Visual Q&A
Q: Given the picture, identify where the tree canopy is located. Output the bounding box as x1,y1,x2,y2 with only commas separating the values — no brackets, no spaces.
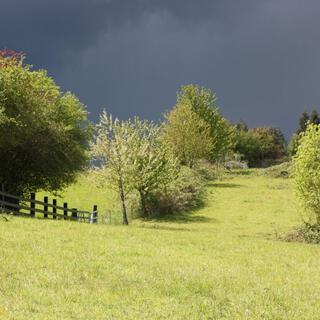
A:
162,103,213,167
0,50,91,194
166,84,234,163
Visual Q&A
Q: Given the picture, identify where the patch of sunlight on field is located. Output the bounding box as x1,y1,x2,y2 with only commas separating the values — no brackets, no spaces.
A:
1,170,320,319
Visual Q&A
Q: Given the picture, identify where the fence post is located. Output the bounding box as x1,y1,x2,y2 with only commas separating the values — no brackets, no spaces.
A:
30,193,35,217
63,202,68,220
72,208,77,220
53,199,57,219
92,205,98,224
44,196,48,218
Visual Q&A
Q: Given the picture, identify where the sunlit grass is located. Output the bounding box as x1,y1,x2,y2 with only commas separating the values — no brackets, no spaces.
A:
1,170,319,319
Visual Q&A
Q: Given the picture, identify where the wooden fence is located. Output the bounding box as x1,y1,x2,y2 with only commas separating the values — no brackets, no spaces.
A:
0,190,98,224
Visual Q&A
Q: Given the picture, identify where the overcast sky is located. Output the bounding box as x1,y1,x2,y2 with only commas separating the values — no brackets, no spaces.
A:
1,0,320,137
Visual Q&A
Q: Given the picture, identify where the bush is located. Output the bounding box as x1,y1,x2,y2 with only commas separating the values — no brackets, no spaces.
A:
132,166,206,217
260,162,292,178
194,160,224,180
293,124,320,224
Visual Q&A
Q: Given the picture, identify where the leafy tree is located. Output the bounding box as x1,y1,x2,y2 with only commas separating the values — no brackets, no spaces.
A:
92,112,135,225
0,50,91,195
177,85,234,161
294,124,320,224
127,118,178,217
92,112,178,223
162,103,212,167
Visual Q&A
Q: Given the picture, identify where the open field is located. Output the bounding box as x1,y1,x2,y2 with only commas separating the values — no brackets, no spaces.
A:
1,171,320,319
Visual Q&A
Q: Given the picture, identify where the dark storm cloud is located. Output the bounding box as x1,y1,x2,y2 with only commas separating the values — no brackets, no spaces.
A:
1,0,320,137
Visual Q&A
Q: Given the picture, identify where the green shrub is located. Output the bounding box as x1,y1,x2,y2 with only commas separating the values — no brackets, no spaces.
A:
234,126,287,167
194,160,223,180
132,166,206,218
260,162,292,178
293,124,320,224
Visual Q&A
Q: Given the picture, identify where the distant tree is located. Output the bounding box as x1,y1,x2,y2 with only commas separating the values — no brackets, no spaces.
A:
234,126,287,167
290,108,320,156
235,120,248,132
297,110,310,134
288,133,300,157
310,108,320,125
162,103,213,167
177,85,235,162
0,50,91,196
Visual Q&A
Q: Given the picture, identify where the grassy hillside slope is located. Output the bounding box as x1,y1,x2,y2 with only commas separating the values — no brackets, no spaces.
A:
1,171,319,319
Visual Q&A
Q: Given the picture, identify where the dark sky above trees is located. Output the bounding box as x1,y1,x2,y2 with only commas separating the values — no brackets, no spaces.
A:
1,0,320,137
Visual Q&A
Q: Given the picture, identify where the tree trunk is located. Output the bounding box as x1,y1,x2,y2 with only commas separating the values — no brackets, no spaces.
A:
139,190,148,217
119,183,128,225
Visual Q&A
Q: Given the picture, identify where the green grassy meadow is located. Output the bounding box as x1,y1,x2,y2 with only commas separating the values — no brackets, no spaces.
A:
1,171,320,319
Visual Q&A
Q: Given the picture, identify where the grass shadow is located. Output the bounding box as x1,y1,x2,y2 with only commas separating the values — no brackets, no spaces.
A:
138,224,192,232
208,182,242,188
225,169,254,176
149,210,216,224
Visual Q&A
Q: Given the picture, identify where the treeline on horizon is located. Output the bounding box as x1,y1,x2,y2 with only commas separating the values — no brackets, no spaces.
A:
0,49,318,224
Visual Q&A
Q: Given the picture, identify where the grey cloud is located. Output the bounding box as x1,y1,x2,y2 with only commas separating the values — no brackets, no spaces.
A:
1,0,320,137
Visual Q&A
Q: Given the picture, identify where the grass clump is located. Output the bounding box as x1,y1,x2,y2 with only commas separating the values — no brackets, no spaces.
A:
285,223,320,244
260,161,292,178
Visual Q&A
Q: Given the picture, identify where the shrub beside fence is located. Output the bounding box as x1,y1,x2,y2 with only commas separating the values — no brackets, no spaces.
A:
0,190,98,224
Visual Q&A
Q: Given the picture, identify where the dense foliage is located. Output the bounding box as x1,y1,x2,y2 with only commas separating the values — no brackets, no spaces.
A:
92,112,179,223
294,124,320,224
176,85,234,162
131,165,207,217
0,50,91,195
162,103,212,167
234,124,287,167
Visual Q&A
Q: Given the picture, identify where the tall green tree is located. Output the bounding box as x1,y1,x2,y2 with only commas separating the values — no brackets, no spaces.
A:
0,50,91,195
162,103,213,167
177,85,234,162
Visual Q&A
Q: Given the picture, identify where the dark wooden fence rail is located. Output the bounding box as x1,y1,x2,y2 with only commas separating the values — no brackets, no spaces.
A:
0,190,98,224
